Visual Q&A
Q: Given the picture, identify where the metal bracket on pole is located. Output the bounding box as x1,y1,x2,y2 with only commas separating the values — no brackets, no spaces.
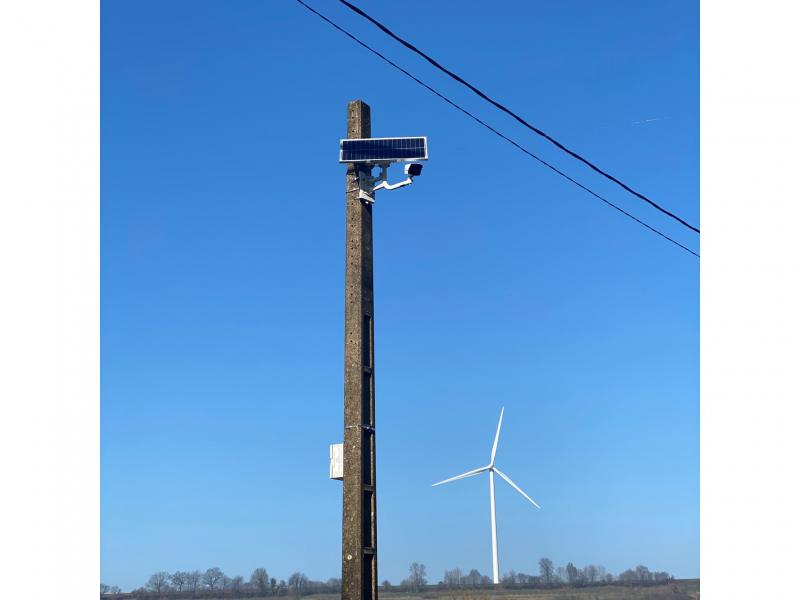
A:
373,177,413,192
345,424,376,432
357,163,414,203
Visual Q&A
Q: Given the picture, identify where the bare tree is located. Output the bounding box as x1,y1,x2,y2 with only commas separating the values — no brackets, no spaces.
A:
604,573,613,584
501,570,517,586
147,571,171,594
466,569,482,587
288,572,308,598
204,567,224,591
443,568,462,588
635,565,652,584
187,570,203,596
381,580,392,591
251,568,270,595
555,566,566,584
270,577,277,595
231,575,245,596
101,583,111,595
408,562,427,592
565,563,579,585
325,578,342,592
517,573,536,585
584,565,598,584
221,575,233,596
653,571,671,583
619,569,637,584
171,571,188,592
596,565,607,582
539,558,554,585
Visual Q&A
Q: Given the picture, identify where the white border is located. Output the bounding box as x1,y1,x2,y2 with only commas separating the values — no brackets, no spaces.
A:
702,1,800,598
0,1,99,597
2,1,800,597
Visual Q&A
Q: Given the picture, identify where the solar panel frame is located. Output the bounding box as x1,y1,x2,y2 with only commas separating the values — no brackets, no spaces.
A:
339,136,428,163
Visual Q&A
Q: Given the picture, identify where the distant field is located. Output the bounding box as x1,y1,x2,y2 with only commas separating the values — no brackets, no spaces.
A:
108,581,700,600
304,582,700,600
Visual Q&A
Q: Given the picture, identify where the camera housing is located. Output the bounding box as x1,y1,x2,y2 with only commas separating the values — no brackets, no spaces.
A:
404,163,423,178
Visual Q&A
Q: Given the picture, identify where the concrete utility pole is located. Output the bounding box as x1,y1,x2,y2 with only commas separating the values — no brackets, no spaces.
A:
341,99,378,600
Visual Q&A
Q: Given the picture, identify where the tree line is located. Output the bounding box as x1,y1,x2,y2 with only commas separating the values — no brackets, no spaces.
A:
101,567,341,599
101,560,674,598
395,560,672,592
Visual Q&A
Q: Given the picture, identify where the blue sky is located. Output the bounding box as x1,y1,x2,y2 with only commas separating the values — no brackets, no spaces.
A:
101,0,698,591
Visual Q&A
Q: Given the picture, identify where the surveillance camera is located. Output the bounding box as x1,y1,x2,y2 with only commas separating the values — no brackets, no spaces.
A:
404,163,423,178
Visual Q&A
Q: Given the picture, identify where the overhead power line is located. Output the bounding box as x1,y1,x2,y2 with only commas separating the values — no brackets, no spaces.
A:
336,0,700,236
293,0,698,258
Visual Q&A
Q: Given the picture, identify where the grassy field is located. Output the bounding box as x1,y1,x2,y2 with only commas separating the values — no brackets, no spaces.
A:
302,582,700,600
109,581,700,600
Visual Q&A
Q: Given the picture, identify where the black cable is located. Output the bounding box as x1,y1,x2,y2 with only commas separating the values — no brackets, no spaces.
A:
293,0,699,259
337,0,700,236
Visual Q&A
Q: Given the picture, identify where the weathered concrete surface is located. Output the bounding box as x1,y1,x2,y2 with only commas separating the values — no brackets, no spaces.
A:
342,99,378,600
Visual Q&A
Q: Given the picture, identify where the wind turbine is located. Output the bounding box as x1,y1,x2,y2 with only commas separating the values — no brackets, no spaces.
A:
432,407,540,584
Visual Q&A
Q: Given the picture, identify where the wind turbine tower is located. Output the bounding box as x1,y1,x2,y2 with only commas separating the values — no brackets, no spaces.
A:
432,407,541,584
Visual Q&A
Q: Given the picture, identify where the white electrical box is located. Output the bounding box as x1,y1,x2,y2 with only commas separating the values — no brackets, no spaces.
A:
329,443,343,480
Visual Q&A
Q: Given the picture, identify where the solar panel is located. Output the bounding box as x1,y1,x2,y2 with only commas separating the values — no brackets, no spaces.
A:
340,136,428,163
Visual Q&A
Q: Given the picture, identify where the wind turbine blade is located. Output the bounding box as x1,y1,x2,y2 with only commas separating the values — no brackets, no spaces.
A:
432,465,490,487
490,407,505,465
494,468,541,509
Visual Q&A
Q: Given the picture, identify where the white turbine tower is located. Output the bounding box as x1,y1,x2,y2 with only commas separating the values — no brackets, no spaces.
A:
432,407,540,584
